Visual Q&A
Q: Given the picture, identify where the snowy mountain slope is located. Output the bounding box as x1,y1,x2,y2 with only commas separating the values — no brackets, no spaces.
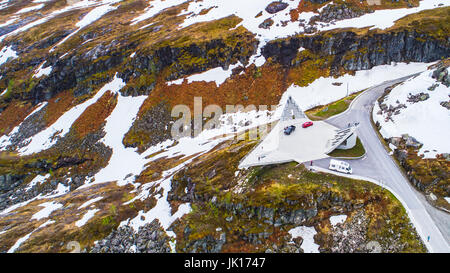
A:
0,0,447,253
374,65,450,159
372,60,450,212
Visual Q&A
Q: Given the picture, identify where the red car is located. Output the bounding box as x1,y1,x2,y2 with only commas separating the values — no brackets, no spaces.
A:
302,121,313,128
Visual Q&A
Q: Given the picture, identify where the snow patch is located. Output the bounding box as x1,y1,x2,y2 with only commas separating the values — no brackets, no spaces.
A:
86,94,148,187
77,2,119,28
0,102,48,150
44,183,71,199
0,199,33,216
0,0,9,10
31,201,63,220
178,0,307,67
0,17,18,28
330,215,347,227
131,0,187,25
373,69,450,158
33,62,52,78
180,0,305,42
389,143,397,151
19,75,126,155
25,174,51,192
8,232,33,253
281,62,432,111
0,46,18,67
7,220,54,253
318,0,449,32
124,173,192,236
15,4,44,14
75,208,100,227
288,226,320,253
78,196,104,209
168,62,242,86
0,0,121,42
51,1,120,51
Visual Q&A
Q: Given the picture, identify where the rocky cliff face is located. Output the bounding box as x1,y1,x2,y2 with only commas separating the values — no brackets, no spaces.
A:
262,30,449,71
310,3,373,24
1,36,258,106
120,37,258,96
90,220,171,253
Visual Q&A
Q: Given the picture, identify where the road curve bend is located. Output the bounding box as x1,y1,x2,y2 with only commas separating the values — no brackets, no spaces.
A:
313,74,450,253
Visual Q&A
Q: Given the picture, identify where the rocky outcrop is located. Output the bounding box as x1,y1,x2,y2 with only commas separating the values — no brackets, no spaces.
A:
120,38,258,96
0,16,39,38
394,149,427,192
181,230,226,253
259,18,274,29
440,101,450,110
323,209,410,253
391,137,447,194
1,34,257,106
377,101,407,122
123,102,172,150
262,30,450,70
327,210,369,252
432,63,450,87
0,126,111,211
305,0,331,4
0,174,26,192
5,104,48,150
89,220,171,253
265,1,289,14
25,30,72,52
28,44,126,104
169,174,364,252
0,176,67,211
310,3,372,24
407,92,429,103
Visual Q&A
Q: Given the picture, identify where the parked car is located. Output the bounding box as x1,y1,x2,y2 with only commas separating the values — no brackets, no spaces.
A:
329,159,352,174
302,121,313,128
284,125,296,135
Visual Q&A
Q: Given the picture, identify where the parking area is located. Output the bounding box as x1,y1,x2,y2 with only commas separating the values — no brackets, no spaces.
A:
239,118,338,168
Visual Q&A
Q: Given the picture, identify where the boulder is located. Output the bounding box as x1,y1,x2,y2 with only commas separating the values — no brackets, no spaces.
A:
265,1,289,14
259,18,274,29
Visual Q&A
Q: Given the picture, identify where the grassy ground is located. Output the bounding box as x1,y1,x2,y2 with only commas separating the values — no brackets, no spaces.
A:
306,91,362,121
170,137,425,253
328,137,366,158
387,6,449,41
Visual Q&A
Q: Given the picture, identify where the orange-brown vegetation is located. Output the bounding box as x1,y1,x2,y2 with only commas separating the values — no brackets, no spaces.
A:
43,90,76,127
138,63,288,117
72,91,118,138
0,101,33,136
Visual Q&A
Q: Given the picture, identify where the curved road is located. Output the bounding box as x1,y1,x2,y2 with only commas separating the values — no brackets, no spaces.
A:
313,75,450,253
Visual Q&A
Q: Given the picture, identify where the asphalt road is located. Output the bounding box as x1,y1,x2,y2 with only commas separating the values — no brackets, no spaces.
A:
313,75,450,253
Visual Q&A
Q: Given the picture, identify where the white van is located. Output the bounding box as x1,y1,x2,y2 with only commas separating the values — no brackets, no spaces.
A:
329,159,352,174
